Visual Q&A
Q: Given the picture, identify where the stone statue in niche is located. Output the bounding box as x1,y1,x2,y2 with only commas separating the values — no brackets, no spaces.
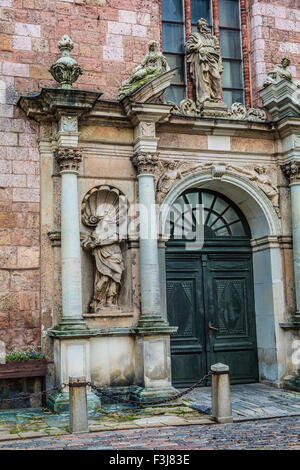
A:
263,57,293,87
118,40,170,100
185,18,223,106
81,186,127,312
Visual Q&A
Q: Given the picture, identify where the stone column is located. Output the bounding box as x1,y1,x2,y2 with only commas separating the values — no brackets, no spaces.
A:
132,153,166,327
282,160,300,323
55,147,87,330
131,153,178,403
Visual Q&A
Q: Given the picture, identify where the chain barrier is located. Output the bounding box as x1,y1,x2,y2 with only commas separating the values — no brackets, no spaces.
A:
0,384,68,405
0,372,212,408
88,371,212,407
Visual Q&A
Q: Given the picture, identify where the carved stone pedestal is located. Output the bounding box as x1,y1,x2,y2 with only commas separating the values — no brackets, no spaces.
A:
134,333,180,405
260,79,300,120
47,334,101,413
201,101,228,118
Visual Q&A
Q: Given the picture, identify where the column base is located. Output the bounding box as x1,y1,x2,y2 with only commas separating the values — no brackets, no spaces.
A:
136,317,178,335
213,416,233,424
292,313,300,323
53,318,89,332
47,390,101,414
282,374,300,392
132,386,182,407
280,314,300,329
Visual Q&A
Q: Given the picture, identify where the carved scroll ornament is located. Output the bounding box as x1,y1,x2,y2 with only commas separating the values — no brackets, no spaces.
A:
155,160,280,217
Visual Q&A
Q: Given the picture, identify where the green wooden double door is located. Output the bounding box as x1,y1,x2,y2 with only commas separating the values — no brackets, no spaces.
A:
166,189,259,387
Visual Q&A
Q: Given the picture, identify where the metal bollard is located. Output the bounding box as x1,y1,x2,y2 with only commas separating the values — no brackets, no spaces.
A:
69,376,89,434
211,363,233,424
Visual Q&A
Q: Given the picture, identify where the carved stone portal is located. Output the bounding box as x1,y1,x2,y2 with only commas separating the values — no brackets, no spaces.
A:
81,186,128,312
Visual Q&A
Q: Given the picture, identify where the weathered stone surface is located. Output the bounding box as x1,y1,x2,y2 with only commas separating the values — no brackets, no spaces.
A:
118,41,169,100
185,18,223,106
81,186,126,312
263,57,294,87
49,35,83,89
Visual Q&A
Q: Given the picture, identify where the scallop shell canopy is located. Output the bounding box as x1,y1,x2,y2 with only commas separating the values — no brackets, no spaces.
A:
81,185,128,229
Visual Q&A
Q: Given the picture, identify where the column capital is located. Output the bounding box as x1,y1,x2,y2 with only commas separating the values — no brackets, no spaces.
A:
55,147,82,173
131,152,159,176
281,160,300,184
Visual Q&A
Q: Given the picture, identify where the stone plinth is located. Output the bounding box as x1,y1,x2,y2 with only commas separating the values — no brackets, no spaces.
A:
201,101,228,118
260,80,300,121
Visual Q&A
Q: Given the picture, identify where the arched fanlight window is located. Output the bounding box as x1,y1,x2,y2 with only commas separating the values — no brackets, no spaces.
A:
169,189,250,239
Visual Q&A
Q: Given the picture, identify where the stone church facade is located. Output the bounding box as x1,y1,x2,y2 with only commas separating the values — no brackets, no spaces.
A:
0,0,300,408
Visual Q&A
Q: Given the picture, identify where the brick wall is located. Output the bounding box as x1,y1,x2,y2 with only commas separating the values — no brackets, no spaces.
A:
249,0,300,105
0,0,160,351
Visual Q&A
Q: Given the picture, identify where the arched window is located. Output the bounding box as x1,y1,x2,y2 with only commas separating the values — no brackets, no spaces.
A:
161,0,246,108
169,189,250,239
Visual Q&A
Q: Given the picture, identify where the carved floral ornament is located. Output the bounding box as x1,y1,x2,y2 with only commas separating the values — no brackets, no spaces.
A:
281,160,300,183
131,153,159,176
155,159,280,217
55,147,82,172
168,99,267,121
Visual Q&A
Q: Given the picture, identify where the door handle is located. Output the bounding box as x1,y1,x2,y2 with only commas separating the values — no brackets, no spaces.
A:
208,321,218,331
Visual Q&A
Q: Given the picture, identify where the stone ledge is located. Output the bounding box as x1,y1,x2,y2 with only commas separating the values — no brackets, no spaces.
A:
83,312,134,318
18,88,103,122
134,325,178,336
280,321,300,329
47,327,136,338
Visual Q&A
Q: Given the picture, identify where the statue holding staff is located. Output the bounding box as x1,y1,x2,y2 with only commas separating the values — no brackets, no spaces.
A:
185,18,223,106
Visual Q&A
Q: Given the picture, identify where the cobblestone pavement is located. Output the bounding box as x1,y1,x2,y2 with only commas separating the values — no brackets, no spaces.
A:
185,383,300,420
0,416,298,450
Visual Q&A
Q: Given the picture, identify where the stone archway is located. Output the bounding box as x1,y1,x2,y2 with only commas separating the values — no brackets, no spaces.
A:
159,168,286,386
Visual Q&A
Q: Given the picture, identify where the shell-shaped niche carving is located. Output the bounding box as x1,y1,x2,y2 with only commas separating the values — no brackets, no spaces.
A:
81,185,128,312
81,185,128,232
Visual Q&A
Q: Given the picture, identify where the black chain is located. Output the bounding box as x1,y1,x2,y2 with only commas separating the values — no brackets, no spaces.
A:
88,371,212,407
0,384,68,405
0,372,212,408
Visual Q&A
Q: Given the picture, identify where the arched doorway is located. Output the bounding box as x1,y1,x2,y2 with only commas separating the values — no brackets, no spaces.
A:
166,188,259,387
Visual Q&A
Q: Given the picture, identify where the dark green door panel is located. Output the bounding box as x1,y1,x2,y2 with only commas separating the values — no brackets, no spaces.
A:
166,252,258,386
204,254,259,383
166,258,206,387
166,189,259,387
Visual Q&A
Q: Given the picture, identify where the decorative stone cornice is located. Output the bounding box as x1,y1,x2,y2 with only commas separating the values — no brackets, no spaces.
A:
18,88,102,123
55,147,82,172
131,153,159,176
168,99,267,121
281,160,300,183
260,79,300,121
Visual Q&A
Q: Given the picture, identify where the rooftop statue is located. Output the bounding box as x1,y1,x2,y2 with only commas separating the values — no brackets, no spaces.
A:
118,40,170,100
185,18,223,106
263,57,293,87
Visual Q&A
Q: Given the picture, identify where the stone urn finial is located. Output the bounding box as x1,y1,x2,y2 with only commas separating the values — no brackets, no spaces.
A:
49,35,83,89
